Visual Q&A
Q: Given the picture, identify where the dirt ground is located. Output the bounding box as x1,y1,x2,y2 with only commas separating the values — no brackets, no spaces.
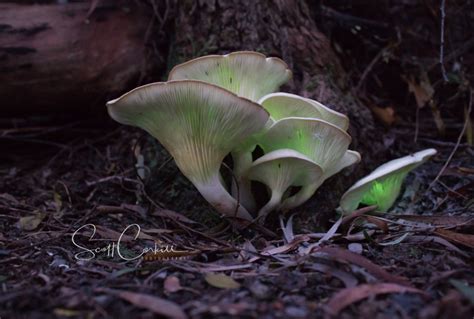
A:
0,109,473,319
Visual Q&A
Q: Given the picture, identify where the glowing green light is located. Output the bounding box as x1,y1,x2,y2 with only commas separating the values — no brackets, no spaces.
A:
360,173,406,212
339,149,437,213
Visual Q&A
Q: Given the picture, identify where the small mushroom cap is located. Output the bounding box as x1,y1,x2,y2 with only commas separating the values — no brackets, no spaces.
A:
304,98,349,131
258,93,349,131
339,148,437,213
258,117,352,172
168,51,292,102
325,150,361,179
258,93,323,121
246,149,324,193
107,80,269,183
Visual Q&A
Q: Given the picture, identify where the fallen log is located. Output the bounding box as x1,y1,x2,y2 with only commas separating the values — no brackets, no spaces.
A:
0,2,151,115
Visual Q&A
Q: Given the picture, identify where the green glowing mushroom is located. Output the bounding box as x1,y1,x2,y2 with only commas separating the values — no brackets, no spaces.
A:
245,149,323,223
168,51,292,102
169,51,292,212
258,117,352,170
339,148,437,213
258,117,357,210
258,93,349,130
107,80,270,220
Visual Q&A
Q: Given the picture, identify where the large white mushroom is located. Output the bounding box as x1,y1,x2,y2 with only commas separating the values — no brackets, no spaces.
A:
168,51,292,213
107,80,269,220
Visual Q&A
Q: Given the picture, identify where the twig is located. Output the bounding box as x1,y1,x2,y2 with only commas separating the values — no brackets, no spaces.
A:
356,46,388,92
427,88,472,191
320,5,390,29
430,37,474,70
85,175,140,187
417,137,471,148
439,0,449,82
355,33,400,92
414,104,420,142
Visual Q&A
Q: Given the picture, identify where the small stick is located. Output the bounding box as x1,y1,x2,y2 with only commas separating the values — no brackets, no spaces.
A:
439,0,449,82
427,88,472,191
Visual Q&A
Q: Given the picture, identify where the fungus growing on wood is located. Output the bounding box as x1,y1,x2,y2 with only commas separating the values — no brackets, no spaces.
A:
168,51,292,102
339,149,437,213
245,149,323,223
107,80,269,220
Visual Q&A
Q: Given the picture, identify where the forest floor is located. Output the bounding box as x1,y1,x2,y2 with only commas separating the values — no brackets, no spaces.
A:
0,113,473,319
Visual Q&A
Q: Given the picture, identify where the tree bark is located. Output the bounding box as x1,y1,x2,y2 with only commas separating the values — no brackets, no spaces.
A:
0,2,151,115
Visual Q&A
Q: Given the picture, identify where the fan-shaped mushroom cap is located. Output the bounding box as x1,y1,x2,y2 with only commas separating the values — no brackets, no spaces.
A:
339,148,437,213
246,149,323,222
326,150,361,178
305,98,349,131
168,51,292,102
107,80,269,220
258,93,349,131
258,93,323,121
258,117,352,172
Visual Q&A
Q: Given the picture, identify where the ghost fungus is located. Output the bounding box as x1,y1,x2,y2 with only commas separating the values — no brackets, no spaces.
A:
168,51,291,213
245,149,323,223
304,98,349,131
339,148,437,213
258,93,324,122
259,117,351,173
258,117,358,211
279,149,361,211
258,93,349,130
168,51,292,102
107,80,269,220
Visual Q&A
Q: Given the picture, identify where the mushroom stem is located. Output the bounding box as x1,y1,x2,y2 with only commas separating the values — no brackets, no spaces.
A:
231,150,257,213
279,182,321,212
257,191,283,225
194,174,253,220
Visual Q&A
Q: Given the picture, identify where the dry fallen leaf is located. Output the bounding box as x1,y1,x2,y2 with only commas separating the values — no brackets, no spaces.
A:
348,243,363,255
404,73,434,108
205,273,241,289
435,228,474,249
369,105,396,126
164,276,182,294
316,246,411,286
53,309,81,317
96,288,187,319
152,209,198,224
325,283,427,316
430,103,446,136
17,213,46,231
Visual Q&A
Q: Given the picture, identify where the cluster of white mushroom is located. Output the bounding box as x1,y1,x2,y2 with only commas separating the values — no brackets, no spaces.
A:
107,51,436,224
107,51,360,224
